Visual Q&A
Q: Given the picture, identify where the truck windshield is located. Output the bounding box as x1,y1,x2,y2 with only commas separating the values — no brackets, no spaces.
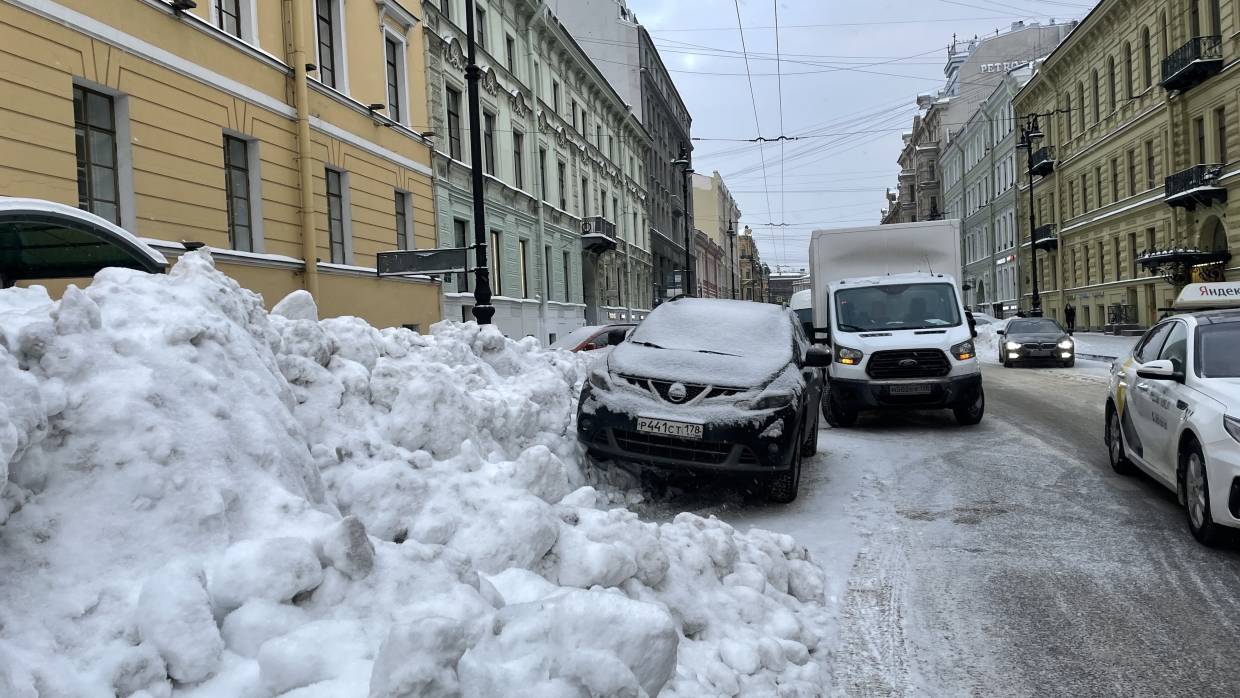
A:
1197,323,1240,378
834,283,961,331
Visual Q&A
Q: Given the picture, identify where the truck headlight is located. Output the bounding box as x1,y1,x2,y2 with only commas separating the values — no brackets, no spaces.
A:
1058,339,1074,350
1005,341,1022,351
836,346,863,365
950,339,975,360
1225,415,1240,444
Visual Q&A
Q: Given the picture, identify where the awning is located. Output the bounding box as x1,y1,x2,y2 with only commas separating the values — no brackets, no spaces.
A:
0,198,167,286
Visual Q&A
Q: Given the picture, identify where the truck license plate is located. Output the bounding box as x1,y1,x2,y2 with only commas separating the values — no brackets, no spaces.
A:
636,417,704,439
889,384,932,395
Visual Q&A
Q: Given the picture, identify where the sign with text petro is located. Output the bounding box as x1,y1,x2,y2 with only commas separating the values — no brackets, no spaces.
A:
377,248,469,277
979,60,1030,73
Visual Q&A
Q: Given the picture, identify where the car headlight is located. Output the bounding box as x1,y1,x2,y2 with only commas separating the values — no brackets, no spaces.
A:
1058,339,1074,350
950,339,975,360
1005,341,1022,351
742,391,794,411
587,368,612,392
836,346,863,365
1225,415,1240,444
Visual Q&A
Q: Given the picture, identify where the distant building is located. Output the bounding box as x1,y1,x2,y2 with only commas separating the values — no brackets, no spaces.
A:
692,171,741,298
737,228,769,302
767,270,806,307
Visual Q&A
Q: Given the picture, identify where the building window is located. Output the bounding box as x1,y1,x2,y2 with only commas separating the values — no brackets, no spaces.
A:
1079,174,1088,214
519,239,529,298
489,229,502,295
512,130,525,190
1217,106,1228,163
1209,0,1221,36
1127,148,1137,194
475,5,487,51
538,147,547,199
1077,82,1085,133
385,35,405,123
562,250,571,301
505,35,516,73
1107,56,1116,112
1160,11,1168,58
1114,238,1122,281
440,0,450,20
552,81,561,112
483,112,496,174
73,85,121,225
1095,166,1103,207
215,0,242,38
223,135,254,251
453,218,469,291
446,86,463,160
1123,42,1133,100
1064,92,1073,138
543,244,552,299
1145,139,1156,188
1129,232,1138,278
581,177,589,216
1110,157,1120,202
394,190,410,250
571,101,578,131
315,0,342,89
1091,70,1100,123
325,168,347,264
557,161,567,209
1141,27,1152,89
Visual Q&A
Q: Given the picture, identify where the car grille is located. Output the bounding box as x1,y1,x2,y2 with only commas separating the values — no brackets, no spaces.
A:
619,375,742,403
866,349,951,379
1034,342,1059,350
612,429,734,465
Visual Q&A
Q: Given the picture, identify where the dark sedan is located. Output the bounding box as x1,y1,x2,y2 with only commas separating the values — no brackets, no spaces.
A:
576,297,830,502
997,318,1075,367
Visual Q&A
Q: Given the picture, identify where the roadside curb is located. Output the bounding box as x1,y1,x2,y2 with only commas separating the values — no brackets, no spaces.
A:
1077,353,1117,363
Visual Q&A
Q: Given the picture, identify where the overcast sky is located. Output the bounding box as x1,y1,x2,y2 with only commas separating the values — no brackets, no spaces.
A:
611,0,1097,272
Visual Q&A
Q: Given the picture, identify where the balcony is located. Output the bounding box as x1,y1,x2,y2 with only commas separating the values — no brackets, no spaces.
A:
1033,224,1057,251
1029,146,1055,177
1161,36,1223,92
581,217,617,253
1164,164,1227,209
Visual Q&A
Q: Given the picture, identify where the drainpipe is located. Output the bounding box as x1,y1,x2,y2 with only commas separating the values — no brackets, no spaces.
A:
621,152,632,320
525,2,548,339
288,0,320,298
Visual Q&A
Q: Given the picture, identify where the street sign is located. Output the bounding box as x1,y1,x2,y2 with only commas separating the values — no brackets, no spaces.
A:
377,248,468,276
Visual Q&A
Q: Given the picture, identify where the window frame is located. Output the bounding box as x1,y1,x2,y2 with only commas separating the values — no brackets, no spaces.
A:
482,110,496,175
383,29,409,125
445,85,463,160
222,132,265,253
73,84,122,226
394,189,412,250
324,167,352,265
512,128,525,190
313,0,348,92
489,228,503,296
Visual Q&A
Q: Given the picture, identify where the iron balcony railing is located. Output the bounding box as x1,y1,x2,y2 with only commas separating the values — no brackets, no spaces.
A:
1164,164,1227,209
1032,224,1058,251
1161,35,1223,91
1030,146,1056,177
582,216,617,238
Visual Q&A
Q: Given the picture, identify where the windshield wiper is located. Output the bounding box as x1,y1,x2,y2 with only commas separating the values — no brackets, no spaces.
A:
632,340,666,349
695,349,741,357
837,323,867,332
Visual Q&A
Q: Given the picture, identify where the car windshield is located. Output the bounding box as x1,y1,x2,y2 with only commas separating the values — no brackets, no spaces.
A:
1007,319,1064,334
1197,324,1240,377
834,283,961,331
629,298,791,357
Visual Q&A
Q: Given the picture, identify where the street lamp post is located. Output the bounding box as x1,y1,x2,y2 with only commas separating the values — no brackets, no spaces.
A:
672,148,694,297
1016,115,1044,318
464,0,494,324
727,220,738,299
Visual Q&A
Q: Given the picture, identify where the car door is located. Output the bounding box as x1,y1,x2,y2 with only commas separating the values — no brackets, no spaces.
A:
1122,321,1174,464
1141,320,1190,481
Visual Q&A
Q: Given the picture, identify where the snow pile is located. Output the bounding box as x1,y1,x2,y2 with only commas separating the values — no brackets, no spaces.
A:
0,252,830,697
975,323,1002,365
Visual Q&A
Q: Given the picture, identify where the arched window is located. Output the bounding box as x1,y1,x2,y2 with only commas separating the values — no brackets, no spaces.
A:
1141,27,1152,88
1077,82,1086,132
1091,69,1100,122
1064,91,1073,138
1107,56,1117,111
1123,42,1133,99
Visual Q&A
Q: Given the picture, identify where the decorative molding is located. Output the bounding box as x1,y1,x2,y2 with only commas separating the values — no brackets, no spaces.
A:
480,66,499,96
445,37,466,70
509,89,530,118
375,0,420,33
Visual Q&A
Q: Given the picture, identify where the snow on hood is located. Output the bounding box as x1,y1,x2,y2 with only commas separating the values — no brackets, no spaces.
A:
613,298,793,387
0,252,830,696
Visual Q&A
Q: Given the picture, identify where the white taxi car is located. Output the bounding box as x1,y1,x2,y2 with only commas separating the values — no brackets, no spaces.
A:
1105,282,1240,545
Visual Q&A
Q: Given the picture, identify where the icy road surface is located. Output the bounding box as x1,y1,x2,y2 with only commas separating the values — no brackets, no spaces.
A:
641,362,1240,696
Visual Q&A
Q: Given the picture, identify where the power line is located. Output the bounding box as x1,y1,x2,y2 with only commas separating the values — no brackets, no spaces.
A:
773,0,787,263
644,16,1020,32
731,0,773,236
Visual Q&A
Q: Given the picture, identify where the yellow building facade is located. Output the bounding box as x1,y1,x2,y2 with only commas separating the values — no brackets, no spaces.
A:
1,0,442,329
1015,0,1239,330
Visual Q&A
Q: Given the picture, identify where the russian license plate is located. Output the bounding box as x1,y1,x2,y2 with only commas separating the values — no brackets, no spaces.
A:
636,417,704,439
888,383,933,395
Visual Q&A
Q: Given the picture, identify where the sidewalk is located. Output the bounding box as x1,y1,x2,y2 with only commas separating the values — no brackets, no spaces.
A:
1071,332,1139,360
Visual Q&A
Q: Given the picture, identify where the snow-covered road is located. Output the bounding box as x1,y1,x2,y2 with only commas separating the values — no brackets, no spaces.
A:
642,362,1240,696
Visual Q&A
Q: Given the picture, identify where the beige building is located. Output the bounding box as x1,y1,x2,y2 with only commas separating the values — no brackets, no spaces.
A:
691,170,740,298
1014,0,1238,330
737,227,769,302
0,0,440,329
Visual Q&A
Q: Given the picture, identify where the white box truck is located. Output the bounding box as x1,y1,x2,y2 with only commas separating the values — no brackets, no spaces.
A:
808,220,983,427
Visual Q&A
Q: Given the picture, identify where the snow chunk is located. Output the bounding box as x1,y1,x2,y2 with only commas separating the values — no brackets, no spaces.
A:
257,619,370,695
272,289,319,321
209,537,324,613
368,617,468,698
317,515,375,580
478,568,562,607
220,599,309,658
135,561,224,684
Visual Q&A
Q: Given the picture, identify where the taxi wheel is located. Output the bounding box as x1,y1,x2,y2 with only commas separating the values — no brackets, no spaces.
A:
1183,440,1223,546
768,432,803,503
1106,405,1136,475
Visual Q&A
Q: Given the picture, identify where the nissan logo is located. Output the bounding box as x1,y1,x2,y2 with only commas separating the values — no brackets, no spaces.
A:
667,382,688,402
899,359,919,368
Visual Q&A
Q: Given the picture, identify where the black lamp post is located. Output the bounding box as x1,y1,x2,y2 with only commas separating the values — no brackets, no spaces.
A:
464,0,494,324
727,220,737,299
672,147,694,297
1016,115,1044,318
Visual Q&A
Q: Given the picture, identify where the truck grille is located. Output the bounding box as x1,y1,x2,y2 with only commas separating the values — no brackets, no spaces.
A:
866,349,950,379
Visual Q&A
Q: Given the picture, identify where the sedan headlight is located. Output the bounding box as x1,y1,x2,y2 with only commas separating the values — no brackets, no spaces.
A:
836,346,863,365
1058,339,1074,350
1225,415,1240,444
1005,341,1022,351
743,391,794,411
950,339,975,360
587,368,612,392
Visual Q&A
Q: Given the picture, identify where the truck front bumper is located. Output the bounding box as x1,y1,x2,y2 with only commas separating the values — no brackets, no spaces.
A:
830,373,982,411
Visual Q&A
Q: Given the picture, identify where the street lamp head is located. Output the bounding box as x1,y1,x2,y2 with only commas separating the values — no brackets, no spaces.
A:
1025,115,1044,141
671,158,690,168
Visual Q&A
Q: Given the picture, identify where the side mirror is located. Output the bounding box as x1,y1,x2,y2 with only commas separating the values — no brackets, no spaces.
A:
996,328,1005,336
1136,359,1183,382
606,328,628,346
804,346,832,367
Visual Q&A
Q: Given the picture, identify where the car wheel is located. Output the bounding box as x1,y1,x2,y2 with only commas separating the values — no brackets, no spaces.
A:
801,407,820,457
952,386,984,426
822,382,858,428
1106,404,1136,476
1183,440,1223,546
768,432,802,503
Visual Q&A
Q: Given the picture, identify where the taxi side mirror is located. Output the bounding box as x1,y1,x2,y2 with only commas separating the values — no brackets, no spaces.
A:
1137,359,1184,382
